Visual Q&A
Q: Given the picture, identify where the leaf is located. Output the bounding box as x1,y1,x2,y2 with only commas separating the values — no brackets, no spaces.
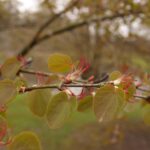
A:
0,80,17,105
70,96,77,112
0,116,7,140
78,96,93,112
8,131,42,150
1,57,21,79
142,105,150,126
109,71,122,81
46,92,72,129
93,85,125,122
126,84,136,100
28,89,51,117
48,53,73,73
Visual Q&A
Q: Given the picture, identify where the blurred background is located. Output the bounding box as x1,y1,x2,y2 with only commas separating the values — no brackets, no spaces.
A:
0,0,150,149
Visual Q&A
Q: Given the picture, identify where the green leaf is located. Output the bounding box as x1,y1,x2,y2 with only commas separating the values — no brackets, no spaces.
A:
70,96,77,112
46,92,72,129
48,53,73,73
109,71,122,81
1,57,21,79
142,105,150,126
27,89,51,117
8,131,42,150
0,79,17,105
78,96,93,112
93,85,125,122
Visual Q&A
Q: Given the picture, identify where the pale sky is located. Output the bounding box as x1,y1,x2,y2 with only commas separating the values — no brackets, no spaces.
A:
17,0,69,12
17,0,41,12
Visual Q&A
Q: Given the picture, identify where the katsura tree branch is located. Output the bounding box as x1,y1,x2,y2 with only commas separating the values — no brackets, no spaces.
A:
18,82,150,102
19,68,150,92
18,0,80,57
19,82,106,93
19,68,109,83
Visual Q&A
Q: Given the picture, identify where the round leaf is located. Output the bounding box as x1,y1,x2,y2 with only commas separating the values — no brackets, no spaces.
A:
93,85,125,122
70,96,77,112
109,71,122,81
78,96,93,112
8,131,42,150
46,92,72,129
0,80,17,105
1,57,21,79
28,89,51,117
48,53,73,73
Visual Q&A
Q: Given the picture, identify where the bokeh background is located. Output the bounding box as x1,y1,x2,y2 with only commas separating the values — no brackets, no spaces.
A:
0,0,150,149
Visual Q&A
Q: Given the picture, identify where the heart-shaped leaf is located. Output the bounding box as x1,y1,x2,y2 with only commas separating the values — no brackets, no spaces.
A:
8,131,42,150
28,89,51,117
78,96,93,112
1,57,21,79
70,96,77,112
46,92,72,129
109,71,122,81
48,53,73,73
93,85,125,122
0,80,17,105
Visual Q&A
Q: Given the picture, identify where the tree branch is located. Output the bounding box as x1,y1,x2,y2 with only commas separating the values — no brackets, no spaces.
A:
18,0,79,57
18,10,143,56
137,87,150,93
18,69,150,102
134,95,149,100
19,82,105,93
38,10,142,43
18,81,150,103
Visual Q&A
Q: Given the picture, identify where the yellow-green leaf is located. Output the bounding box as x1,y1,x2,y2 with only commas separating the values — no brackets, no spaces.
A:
48,53,73,73
0,79,17,105
142,105,150,126
8,131,42,150
93,85,125,122
109,71,122,81
28,89,51,117
1,57,21,79
70,96,77,112
46,92,72,129
78,96,93,112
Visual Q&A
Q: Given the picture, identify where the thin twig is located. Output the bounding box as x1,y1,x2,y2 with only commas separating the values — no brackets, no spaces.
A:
19,82,105,93
137,87,150,93
19,82,150,102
